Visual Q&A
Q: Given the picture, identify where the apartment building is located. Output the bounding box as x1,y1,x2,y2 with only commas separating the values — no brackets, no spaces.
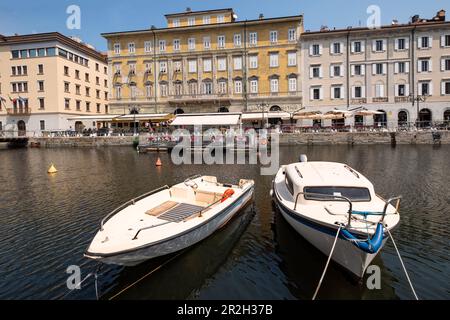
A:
0,32,109,134
102,8,303,116
301,10,450,128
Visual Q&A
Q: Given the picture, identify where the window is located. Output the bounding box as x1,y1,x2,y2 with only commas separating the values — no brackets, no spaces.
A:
39,98,45,109
189,82,197,95
203,59,212,72
288,28,296,41
218,81,227,94
104,79,108,87
37,48,45,57
65,99,70,110
217,57,227,71
419,36,431,48
395,62,409,74
114,43,120,55
397,84,406,97
203,82,212,95
288,52,297,66
85,73,90,82
234,80,242,94
130,85,137,99
95,63,99,72
22,66,27,75
104,66,107,74
173,39,180,51
312,87,321,100
40,120,45,131
249,32,257,45
172,18,180,27
38,81,44,91
159,40,166,52
145,84,152,97
374,63,385,75
419,82,431,96
203,15,210,24
20,49,28,58
86,87,90,96
29,49,37,57
311,44,321,56
249,55,258,69
217,15,225,23
250,79,258,93
38,64,44,74
144,41,152,53
332,65,342,77
76,85,80,95
332,42,342,54
419,59,431,72
311,65,322,78
444,35,450,47
75,70,80,79
270,79,279,93
269,53,279,67
270,31,278,43
332,86,342,99
188,60,197,73
96,89,100,99
443,58,450,71
304,187,371,202
234,34,242,47
352,64,364,76
188,17,195,26
96,76,100,85
173,61,182,73
64,82,70,93
188,38,196,50
218,35,225,48
64,66,69,76
115,86,121,99
203,37,211,49
354,86,363,98
12,50,19,59
353,41,362,53
375,84,385,97
233,56,242,70
159,61,167,73
397,38,406,50
86,102,90,112
374,40,384,52
443,81,450,95
174,82,182,96
76,100,81,110
11,66,16,76
288,78,297,92
160,84,168,97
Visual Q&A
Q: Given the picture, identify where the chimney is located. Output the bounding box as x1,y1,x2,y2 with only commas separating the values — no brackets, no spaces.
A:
259,13,264,20
392,19,399,25
436,9,446,21
411,15,420,23
186,7,192,12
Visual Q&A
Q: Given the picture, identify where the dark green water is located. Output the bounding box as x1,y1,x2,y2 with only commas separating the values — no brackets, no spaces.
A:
0,145,448,300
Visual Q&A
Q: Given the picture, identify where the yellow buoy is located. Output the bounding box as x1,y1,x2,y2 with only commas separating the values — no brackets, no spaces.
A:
47,163,58,174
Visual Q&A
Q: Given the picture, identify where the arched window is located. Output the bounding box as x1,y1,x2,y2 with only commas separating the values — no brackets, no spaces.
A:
398,110,408,127
174,108,184,115
218,107,229,113
418,108,432,128
269,105,282,125
443,109,450,121
374,110,387,127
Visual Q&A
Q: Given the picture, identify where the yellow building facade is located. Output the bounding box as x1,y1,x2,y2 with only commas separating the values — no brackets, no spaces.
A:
102,8,303,116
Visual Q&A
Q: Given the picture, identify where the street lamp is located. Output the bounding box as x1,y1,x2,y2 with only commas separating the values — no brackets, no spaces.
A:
257,102,269,129
129,105,140,135
409,94,428,128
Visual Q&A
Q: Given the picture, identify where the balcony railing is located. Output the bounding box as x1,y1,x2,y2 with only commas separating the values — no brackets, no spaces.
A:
351,98,367,104
372,97,389,103
6,108,31,115
395,96,410,103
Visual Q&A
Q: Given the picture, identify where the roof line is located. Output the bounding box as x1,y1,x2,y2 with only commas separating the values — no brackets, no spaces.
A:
164,8,234,18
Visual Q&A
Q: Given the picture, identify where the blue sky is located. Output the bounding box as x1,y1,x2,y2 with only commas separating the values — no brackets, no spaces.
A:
1,0,449,51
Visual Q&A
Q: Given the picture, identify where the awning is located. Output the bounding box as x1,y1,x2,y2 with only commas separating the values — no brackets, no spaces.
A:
292,111,322,120
170,113,241,126
354,109,385,116
67,115,119,121
241,112,291,121
115,113,173,121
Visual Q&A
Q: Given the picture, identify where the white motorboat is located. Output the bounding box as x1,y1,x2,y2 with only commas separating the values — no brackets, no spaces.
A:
85,175,254,266
271,155,401,278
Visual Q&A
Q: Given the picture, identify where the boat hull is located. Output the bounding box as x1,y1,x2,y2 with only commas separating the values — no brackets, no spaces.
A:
275,199,387,278
86,186,254,266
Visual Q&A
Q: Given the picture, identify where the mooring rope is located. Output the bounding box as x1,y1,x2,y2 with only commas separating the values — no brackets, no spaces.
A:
312,226,341,300
107,250,186,300
386,228,419,300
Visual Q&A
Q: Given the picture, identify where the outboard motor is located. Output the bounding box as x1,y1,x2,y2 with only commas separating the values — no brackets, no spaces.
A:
299,154,308,163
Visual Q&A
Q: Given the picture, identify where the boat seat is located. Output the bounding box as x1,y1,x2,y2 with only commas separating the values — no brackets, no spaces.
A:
170,186,195,201
195,190,222,205
146,201,179,217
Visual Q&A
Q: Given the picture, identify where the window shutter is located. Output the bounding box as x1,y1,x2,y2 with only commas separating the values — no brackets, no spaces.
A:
372,40,377,52
351,42,355,53
394,39,399,51
418,37,422,49
441,35,445,47
351,86,355,98
341,86,345,99
428,36,433,48
331,86,335,99
429,82,433,95
309,45,313,56
442,81,446,95
319,66,323,78
319,87,323,100
361,64,366,75
405,38,410,50
351,65,355,76
395,84,399,97
340,42,345,53
340,65,344,77
418,60,422,73
319,44,323,55
361,41,365,52
383,39,387,51
394,63,399,74
383,63,387,75
372,64,376,75
405,84,410,96
309,67,313,79
362,86,366,98
310,88,314,101
418,83,423,96
429,59,433,72
380,84,385,97
330,65,334,78
442,58,446,71
330,43,334,54
405,62,410,73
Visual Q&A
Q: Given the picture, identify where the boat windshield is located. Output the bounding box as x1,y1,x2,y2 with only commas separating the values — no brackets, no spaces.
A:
303,186,371,202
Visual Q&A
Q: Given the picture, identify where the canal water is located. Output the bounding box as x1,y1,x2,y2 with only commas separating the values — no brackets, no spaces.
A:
0,145,449,300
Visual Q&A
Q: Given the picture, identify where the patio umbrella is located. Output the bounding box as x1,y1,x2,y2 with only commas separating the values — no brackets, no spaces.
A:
292,111,322,120
354,109,385,116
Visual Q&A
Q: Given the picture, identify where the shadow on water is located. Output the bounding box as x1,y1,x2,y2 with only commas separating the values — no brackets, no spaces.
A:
100,203,256,300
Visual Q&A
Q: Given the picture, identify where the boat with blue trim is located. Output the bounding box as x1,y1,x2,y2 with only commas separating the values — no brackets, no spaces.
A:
271,155,401,278
85,175,254,266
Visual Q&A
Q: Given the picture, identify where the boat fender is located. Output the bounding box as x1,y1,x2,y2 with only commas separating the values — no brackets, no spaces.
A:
221,189,235,202
340,223,384,254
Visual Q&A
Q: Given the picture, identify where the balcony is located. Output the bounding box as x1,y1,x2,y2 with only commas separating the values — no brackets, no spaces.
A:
372,97,388,103
6,108,31,115
395,96,410,103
